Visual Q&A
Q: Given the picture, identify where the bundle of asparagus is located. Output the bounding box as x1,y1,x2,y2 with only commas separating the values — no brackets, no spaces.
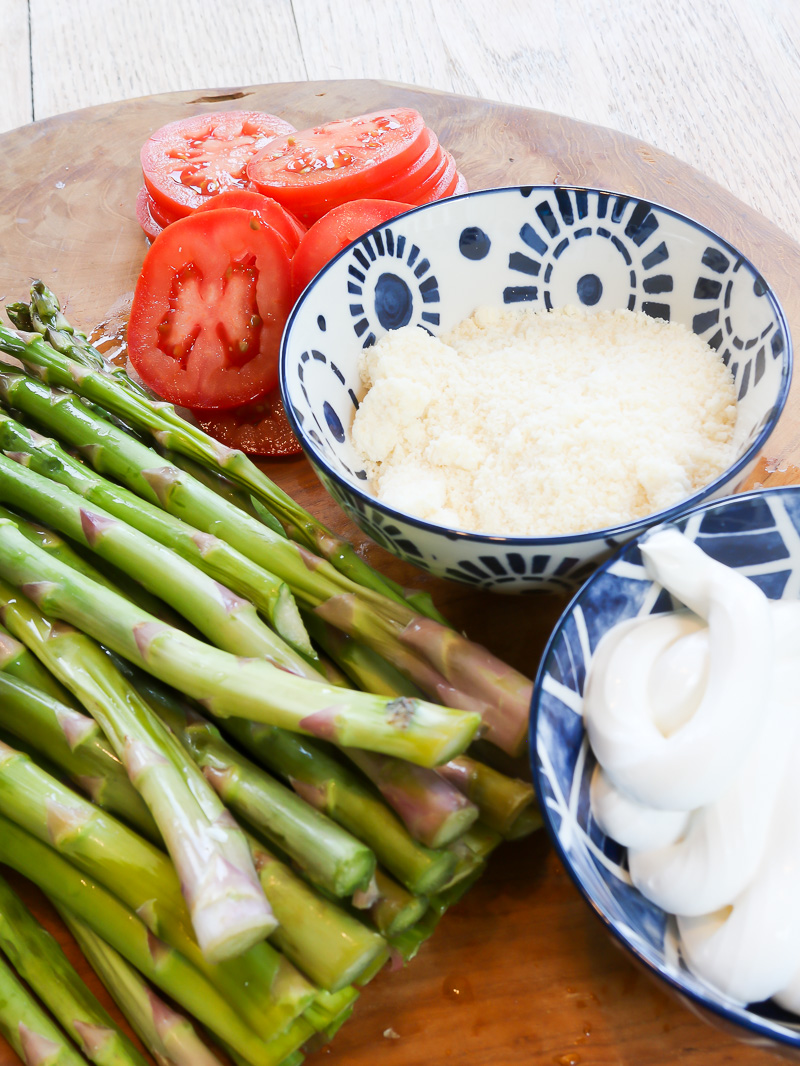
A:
0,283,540,1066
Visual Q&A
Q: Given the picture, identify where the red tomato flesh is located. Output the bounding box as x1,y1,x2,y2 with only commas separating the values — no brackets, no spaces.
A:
128,208,293,411
454,172,469,195
191,389,302,457
142,111,296,218
193,190,306,250
246,109,427,223
291,199,416,300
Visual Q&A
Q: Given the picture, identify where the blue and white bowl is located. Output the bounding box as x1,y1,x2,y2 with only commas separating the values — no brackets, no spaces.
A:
531,485,800,1055
280,186,792,593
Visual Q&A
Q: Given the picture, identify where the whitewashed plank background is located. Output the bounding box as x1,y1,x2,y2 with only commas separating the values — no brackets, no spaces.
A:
1,0,799,245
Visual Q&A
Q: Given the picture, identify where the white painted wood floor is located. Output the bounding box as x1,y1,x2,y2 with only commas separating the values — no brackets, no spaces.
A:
1,0,799,244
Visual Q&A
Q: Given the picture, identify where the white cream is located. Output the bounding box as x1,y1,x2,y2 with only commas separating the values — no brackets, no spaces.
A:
584,536,772,810
584,527,800,1008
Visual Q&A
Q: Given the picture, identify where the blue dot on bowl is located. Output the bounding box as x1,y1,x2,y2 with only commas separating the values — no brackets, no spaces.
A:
317,315,327,331
374,273,413,329
323,401,345,443
577,273,603,305
459,226,491,260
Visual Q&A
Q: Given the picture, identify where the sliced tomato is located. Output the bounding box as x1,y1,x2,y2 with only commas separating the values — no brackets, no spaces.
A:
128,208,293,411
246,109,427,223
141,111,296,218
135,186,163,241
191,389,301,457
453,172,469,195
410,151,458,204
291,199,416,299
193,190,306,250
147,191,183,229
369,129,443,202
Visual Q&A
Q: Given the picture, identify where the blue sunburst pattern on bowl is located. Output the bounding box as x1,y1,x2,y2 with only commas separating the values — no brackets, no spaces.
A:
281,186,792,593
531,486,800,1055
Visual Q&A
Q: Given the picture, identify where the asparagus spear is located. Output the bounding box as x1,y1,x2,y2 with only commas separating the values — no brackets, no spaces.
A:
303,613,537,840
0,418,315,669
353,869,427,938
0,814,295,1066
248,838,387,992
0,670,157,842
0,567,276,964
56,907,227,1066
0,362,531,755
0,522,480,766
504,804,544,840
0,874,148,1066
0,648,393,993
0,949,85,1066
222,720,457,895
0,619,78,705
437,755,537,837
1,503,181,626
342,748,479,848
0,735,314,1043
118,664,377,898
0,450,312,672
12,280,444,622
0,434,490,841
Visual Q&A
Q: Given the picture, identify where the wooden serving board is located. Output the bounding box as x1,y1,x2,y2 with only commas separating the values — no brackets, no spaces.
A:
0,80,797,1066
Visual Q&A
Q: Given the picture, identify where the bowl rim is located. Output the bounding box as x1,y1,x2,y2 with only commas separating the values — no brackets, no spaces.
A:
528,482,800,1049
279,183,794,547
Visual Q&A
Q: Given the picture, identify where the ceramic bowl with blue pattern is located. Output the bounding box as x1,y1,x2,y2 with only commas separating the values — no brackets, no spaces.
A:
280,186,792,593
531,484,800,1056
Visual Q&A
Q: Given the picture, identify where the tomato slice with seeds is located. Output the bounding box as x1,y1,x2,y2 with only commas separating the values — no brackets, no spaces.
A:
291,199,416,300
190,389,302,457
246,109,427,223
128,208,293,411
453,172,469,196
193,189,306,250
141,111,296,218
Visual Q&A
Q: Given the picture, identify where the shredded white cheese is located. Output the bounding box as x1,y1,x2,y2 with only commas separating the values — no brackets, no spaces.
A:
351,305,737,536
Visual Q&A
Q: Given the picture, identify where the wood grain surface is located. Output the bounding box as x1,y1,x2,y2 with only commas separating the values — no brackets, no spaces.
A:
0,79,797,1066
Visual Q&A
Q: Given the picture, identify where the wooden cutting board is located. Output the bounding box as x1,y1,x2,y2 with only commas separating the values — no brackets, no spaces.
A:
0,79,797,1066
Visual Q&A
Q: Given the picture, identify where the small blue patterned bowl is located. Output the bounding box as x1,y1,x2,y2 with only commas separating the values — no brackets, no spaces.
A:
531,485,800,1056
280,186,792,593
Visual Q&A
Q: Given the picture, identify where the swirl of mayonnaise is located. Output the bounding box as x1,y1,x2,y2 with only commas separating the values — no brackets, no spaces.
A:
584,529,773,810
584,528,800,1007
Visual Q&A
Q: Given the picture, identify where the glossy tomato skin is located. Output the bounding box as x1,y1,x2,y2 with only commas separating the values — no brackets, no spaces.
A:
193,190,306,250
191,388,302,457
141,111,296,218
290,199,415,300
128,208,293,411
246,109,427,223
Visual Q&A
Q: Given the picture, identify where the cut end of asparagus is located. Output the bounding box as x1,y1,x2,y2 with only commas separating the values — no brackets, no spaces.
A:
190,856,277,962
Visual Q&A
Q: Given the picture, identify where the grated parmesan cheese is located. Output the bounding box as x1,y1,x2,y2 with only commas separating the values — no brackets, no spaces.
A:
351,304,737,536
